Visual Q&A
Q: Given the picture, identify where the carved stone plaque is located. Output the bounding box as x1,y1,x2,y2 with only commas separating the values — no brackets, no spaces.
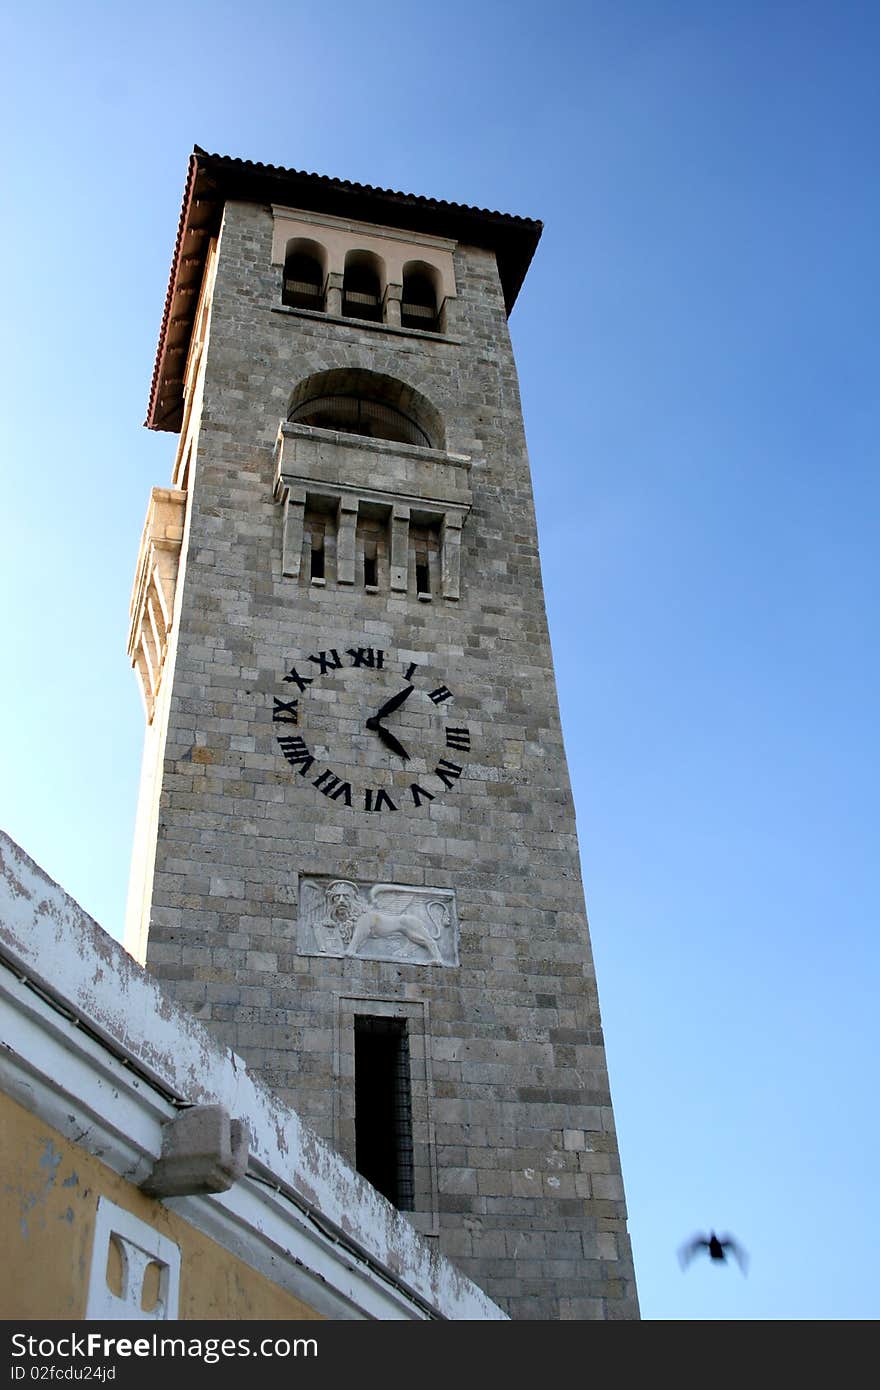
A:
298,877,459,967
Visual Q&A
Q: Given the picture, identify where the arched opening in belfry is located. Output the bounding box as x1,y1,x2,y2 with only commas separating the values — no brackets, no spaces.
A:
342,250,384,323
401,261,441,331
287,368,444,450
281,238,326,310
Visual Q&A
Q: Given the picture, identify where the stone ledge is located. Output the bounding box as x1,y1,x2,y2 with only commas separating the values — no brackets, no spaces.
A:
270,304,462,345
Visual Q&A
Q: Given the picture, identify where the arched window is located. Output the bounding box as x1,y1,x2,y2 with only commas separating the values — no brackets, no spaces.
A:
401,261,441,331
343,251,384,323
282,238,326,311
288,369,444,451
291,395,430,448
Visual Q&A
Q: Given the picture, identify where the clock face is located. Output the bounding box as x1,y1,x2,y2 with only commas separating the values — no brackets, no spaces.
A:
271,642,472,814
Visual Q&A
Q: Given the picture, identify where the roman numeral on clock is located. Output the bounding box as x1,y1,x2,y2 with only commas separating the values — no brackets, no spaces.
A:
277,736,315,775
283,665,312,692
445,727,470,752
435,758,463,790
272,697,299,724
410,783,435,807
347,647,384,669
308,649,342,675
428,685,453,705
313,769,353,806
364,788,397,812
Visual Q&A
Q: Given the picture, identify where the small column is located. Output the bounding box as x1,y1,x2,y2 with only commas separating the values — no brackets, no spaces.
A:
325,271,344,317
140,625,158,705
133,649,152,721
390,505,410,592
150,559,172,632
440,511,465,600
336,495,358,585
280,483,306,579
145,590,166,671
384,282,402,328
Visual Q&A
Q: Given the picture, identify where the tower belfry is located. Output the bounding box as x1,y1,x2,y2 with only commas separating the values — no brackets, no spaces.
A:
126,147,639,1320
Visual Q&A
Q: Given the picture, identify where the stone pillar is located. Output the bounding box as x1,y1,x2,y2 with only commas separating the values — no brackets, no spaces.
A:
440,511,464,600
384,282,402,328
336,495,358,585
325,271,344,317
390,504,410,591
280,483,306,579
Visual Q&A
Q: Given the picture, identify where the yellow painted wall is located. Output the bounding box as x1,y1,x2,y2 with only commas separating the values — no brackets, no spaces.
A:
0,1095,323,1320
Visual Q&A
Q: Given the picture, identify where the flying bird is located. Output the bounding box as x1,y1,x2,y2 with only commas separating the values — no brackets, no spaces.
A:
678,1231,748,1274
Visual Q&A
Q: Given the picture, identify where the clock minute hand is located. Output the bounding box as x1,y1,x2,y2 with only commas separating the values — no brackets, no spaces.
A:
372,684,414,722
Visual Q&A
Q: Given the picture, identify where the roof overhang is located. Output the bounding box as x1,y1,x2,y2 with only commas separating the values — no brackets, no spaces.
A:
147,147,543,432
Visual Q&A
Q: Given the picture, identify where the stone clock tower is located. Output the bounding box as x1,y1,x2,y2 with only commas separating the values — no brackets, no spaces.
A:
125,146,639,1320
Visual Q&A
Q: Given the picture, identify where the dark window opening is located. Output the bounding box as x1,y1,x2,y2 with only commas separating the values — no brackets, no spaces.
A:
290,395,431,449
354,1016,414,1210
343,259,383,322
410,521,440,599
363,542,378,588
401,269,439,332
310,534,325,580
288,369,444,452
283,251,325,311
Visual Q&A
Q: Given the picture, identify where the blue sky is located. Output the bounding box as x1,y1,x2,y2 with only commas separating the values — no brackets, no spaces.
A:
2,1,878,1320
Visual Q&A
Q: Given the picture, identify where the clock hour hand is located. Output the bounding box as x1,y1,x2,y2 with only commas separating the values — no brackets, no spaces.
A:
371,722,410,761
371,684,414,722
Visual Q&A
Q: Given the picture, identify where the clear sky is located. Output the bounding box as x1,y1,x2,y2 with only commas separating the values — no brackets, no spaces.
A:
2,1,877,1320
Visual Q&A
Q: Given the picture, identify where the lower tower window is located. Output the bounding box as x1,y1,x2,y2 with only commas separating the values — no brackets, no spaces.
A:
363,541,378,589
410,520,439,600
303,510,332,585
309,530,325,581
415,550,431,598
354,1016,414,1210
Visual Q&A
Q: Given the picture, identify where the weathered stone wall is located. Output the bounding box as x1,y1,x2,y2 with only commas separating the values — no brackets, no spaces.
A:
140,198,639,1319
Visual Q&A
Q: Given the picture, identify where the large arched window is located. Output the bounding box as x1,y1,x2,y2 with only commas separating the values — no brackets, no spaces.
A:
401,261,441,331
288,369,444,451
342,251,384,323
291,395,429,447
282,238,326,311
